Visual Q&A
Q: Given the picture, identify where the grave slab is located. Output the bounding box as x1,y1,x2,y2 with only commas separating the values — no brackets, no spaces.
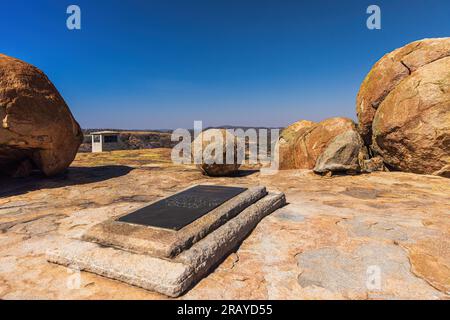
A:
83,185,267,258
117,185,248,230
47,192,286,297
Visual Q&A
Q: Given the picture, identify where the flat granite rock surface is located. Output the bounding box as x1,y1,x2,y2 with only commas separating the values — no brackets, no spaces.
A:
0,149,449,299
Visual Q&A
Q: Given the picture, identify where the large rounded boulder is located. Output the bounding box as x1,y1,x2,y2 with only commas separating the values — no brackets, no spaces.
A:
357,38,450,176
191,128,241,176
372,57,450,175
0,54,83,177
357,38,450,145
279,117,358,170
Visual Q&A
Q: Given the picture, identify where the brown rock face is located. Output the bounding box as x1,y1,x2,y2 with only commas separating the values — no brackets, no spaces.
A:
2,150,449,299
360,156,387,173
279,117,356,170
191,129,240,176
372,57,450,175
0,54,83,176
313,130,366,174
357,38,450,145
278,120,316,169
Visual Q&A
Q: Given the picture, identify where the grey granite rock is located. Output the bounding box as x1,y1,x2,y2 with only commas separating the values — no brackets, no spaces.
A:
314,130,365,174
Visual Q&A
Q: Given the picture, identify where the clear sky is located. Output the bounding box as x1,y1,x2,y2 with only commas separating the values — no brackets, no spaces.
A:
2,0,450,129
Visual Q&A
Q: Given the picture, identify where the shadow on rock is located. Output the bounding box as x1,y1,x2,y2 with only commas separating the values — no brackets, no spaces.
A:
233,169,260,177
0,165,134,198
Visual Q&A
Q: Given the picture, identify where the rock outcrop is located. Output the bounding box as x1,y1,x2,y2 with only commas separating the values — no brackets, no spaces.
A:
279,117,358,170
191,129,240,176
278,120,315,169
313,130,367,174
0,54,83,177
357,38,450,176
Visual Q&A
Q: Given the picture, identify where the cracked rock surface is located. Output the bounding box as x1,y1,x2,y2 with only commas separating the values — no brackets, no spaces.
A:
278,117,358,170
356,38,450,176
0,149,448,299
0,54,82,177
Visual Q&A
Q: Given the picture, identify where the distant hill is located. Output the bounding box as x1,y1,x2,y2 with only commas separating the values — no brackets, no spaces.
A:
205,125,284,131
80,126,284,153
82,128,172,134
82,126,284,134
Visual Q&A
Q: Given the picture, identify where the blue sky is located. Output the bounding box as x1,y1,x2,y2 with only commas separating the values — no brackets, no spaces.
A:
1,0,450,129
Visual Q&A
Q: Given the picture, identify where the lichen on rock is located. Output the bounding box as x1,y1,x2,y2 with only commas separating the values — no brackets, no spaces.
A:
356,38,450,176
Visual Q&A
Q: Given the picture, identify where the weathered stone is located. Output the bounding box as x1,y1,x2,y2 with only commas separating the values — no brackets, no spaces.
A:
47,239,192,297
191,129,240,176
357,38,450,144
82,186,267,258
313,130,365,174
404,239,450,294
279,117,357,170
372,57,450,175
0,54,83,176
277,120,315,169
47,192,286,297
10,159,34,178
340,187,382,200
433,164,450,178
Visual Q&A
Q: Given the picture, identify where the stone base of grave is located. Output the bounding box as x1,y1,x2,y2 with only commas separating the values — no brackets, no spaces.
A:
82,186,268,258
47,188,285,297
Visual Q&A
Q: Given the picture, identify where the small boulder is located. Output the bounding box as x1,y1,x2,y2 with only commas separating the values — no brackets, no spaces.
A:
191,129,241,176
313,130,366,174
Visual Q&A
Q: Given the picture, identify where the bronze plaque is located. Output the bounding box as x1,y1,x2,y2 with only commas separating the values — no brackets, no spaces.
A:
117,185,247,230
